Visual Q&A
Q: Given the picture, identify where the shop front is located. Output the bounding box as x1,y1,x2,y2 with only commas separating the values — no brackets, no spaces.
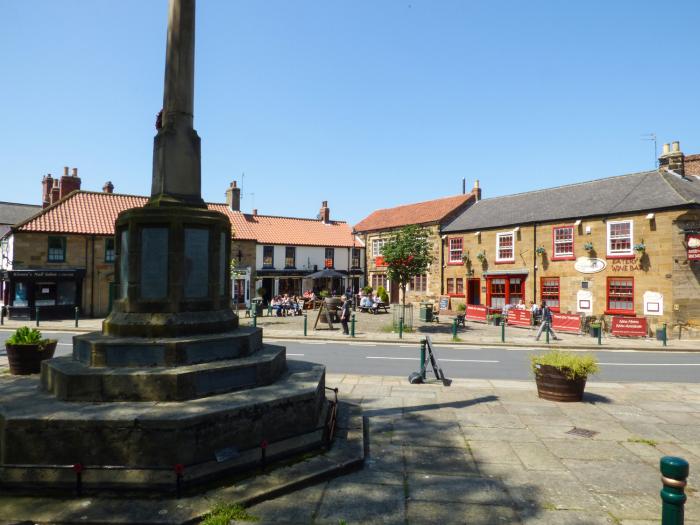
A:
484,270,528,311
1,268,85,320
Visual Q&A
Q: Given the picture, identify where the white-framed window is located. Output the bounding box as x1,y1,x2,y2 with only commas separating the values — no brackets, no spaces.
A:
371,238,386,257
496,232,515,262
552,226,574,259
607,220,633,257
448,238,463,263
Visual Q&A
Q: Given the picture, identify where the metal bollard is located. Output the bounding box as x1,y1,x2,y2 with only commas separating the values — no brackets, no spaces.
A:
399,317,404,339
598,326,602,346
501,320,505,343
660,456,688,525
0,306,4,325
452,318,457,340
351,314,355,337
546,323,550,344
303,314,307,336
253,312,257,328
662,323,667,347
74,306,79,328
420,339,427,380
35,306,40,327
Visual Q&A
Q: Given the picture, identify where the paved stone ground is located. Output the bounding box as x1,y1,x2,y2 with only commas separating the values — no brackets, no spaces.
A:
245,374,700,525
2,310,696,351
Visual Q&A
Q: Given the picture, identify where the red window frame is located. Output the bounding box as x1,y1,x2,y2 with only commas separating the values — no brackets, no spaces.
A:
456,277,464,295
540,277,560,312
448,237,463,265
606,276,635,315
486,275,526,309
495,232,515,264
446,278,455,294
551,226,575,261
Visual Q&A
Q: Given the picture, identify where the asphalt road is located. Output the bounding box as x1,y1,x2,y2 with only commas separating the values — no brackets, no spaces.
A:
1,330,699,383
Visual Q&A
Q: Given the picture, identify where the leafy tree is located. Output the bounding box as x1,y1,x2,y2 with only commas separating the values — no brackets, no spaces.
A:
380,225,434,308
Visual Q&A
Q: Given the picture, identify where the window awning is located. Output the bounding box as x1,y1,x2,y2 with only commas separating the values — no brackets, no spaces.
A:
483,268,529,277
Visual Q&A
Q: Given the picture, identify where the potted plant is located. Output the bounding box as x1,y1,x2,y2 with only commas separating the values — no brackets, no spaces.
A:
253,287,266,315
488,313,502,326
589,322,601,338
634,240,646,253
376,286,389,304
476,251,487,263
456,303,466,313
536,246,546,256
531,350,599,402
584,242,594,253
5,327,58,375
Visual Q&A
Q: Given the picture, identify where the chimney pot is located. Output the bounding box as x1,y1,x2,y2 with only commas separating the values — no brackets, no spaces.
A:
672,141,681,153
103,181,114,194
226,180,241,211
472,179,482,202
72,167,78,177
662,143,670,155
319,201,330,223
659,141,685,176
253,208,258,216
63,166,69,176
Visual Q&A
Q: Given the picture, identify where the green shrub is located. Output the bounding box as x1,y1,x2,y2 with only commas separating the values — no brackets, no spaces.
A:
362,285,373,295
377,286,389,303
7,327,43,346
456,303,466,312
319,290,330,299
531,350,599,380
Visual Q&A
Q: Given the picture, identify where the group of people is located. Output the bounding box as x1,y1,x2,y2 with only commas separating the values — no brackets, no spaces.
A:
269,295,303,317
358,291,385,313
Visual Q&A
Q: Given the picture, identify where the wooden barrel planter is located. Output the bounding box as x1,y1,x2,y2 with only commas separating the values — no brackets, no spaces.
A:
534,364,587,402
6,339,57,375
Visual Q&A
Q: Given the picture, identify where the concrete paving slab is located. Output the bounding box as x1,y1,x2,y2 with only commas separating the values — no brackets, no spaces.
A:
563,459,659,494
510,442,566,471
404,445,477,475
519,509,616,524
407,501,520,525
467,440,522,466
314,478,406,525
542,439,642,462
408,473,513,506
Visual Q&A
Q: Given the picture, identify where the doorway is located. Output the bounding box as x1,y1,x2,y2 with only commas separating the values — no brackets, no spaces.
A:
467,278,481,305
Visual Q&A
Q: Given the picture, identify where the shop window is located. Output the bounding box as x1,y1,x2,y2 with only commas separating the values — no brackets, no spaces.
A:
351,248,361,269
371,239,386,257
411,274,427,293
13,282,29,307
371,273,387,290
262,246,274,268
446,278,455,294
456,277,464,295
48,236,66,262
552,226,574,259
57,281,76,305
448,238,463,264
285,247,296,269
541,277,560,311
496,232,514,262
105,238,115,263
325,248,335,268
489,278,506,308
607,220,633,257
607,277,634,313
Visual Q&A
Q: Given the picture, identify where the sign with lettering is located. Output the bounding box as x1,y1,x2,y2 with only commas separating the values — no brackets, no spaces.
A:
574,257,606,274
610,261,642,272
551,313,581,333
507,309,531,326
611,316,647,337
643,291,663,316
438,296,450,312
465,304,488,321
688,234,700,261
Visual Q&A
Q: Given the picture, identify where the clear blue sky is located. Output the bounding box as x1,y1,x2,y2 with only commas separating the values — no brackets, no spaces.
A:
2,1,699,225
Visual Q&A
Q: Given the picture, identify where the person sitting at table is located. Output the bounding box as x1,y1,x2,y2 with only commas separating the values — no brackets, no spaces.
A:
360,295,372,310
371,294,382,313
516,300,526,310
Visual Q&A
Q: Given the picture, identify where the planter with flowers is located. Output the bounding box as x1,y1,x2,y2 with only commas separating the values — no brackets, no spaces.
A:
5,327,58,375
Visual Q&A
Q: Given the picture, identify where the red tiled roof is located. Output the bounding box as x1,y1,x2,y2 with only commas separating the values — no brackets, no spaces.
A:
16,191,359,248
354,194,474,233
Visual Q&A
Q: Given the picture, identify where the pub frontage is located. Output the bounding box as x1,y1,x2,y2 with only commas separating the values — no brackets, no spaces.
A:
441,143,700,338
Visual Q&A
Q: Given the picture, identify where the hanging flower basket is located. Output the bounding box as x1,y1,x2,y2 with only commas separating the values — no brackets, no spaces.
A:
634,242,646,253
584,242,594,252
536,246,546,256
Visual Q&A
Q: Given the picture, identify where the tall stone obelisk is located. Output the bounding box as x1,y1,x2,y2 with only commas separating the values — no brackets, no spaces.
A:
103,0,236,337
151,0,203,206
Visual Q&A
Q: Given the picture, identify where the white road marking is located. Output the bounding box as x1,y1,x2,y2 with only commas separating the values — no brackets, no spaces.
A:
599,362,700,366
366,356,499,363
58,343,72,346
287,353,305,356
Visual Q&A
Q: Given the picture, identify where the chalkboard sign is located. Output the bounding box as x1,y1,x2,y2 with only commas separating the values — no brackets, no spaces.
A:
439,296,450,311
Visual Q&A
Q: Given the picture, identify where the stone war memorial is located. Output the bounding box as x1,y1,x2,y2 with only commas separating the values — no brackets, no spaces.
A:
0,0,356,498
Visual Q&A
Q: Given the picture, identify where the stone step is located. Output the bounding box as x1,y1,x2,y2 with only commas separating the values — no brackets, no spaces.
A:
42,343,286,402
72,326,263,367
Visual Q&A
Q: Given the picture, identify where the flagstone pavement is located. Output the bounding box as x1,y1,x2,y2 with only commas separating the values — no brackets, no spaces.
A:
244,374,700,525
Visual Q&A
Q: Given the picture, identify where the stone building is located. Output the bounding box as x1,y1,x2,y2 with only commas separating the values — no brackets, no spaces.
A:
354,188,479,303
0,176,363,319
442,142,700,337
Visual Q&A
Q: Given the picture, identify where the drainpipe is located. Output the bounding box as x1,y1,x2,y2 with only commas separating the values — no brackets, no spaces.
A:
532,223,537,304
90,235,96,317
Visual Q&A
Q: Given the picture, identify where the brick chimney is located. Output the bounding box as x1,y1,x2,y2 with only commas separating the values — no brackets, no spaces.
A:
252,208,258,216
103,181,114,194
41,174,54,208
319,200,330,224
659,141,685,176
59,166,81,200
472,179,482,202
225,180,241,211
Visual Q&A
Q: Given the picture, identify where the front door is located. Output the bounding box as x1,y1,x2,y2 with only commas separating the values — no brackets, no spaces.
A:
467,278,481,305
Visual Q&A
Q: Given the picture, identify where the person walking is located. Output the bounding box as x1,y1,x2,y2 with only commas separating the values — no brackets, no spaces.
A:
339,294,352,335
535,301,559,341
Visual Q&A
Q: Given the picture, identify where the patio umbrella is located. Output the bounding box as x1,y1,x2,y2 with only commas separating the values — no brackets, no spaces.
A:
306,268,346,280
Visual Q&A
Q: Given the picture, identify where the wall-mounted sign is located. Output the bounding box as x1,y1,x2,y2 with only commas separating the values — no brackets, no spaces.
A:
574,257,606,274
643,291,663,316
688,234,700,261
576,290,593,313
507,309,531,327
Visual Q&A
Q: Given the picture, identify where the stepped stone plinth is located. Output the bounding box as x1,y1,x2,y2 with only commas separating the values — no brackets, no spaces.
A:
0,0,331,493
